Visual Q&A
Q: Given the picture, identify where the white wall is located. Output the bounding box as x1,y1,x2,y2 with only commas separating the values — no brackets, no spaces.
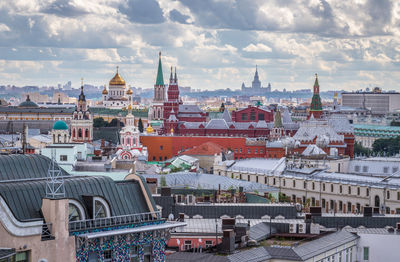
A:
356,233,400,262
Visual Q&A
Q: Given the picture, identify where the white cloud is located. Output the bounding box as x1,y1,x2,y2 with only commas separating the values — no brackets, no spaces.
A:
243,43,272,52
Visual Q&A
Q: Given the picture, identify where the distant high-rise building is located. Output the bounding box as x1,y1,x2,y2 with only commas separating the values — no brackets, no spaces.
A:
241,66,272,94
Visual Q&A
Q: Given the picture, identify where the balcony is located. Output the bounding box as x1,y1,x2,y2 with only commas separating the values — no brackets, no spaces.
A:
69,210,163,232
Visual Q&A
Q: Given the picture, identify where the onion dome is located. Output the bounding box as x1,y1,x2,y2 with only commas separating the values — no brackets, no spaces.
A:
146,124,154,134
19,95,38,108
126,88,133,95
128,104,132,111
109,66,126,86
52,120,68,130
102,86,108,95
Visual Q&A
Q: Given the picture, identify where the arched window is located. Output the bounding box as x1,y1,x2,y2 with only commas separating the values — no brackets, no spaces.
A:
374,195,380,207
133,138,136,146
78,128,82,138
85,129,89,138
72,129,76,138
158,109,161,119
127,138,131,145
53,134,55,143
93,197,111,219
64,134,67,143
68,200,85,221
57,134,61,143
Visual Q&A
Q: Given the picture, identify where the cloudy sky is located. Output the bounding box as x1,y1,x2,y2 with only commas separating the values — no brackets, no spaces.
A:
0,0,399,91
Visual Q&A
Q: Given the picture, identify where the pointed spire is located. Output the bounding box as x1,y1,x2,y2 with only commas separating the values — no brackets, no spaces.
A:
58,94,61,104
26,95,31,102
274,106,283,128
79,78,86,102
170,66,173,82
174,66,178,84
155,51,164,86
314,73,319,91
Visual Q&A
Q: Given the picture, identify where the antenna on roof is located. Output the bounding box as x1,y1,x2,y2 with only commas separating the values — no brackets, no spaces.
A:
46,149,65,199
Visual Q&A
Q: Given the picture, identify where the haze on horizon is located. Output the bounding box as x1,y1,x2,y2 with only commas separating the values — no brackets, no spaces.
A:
0,0,399,92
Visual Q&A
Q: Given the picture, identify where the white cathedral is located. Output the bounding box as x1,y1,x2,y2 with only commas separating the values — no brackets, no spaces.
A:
102,67,134,109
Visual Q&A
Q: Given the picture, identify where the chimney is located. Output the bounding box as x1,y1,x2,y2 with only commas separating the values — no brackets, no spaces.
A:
179,213,185,222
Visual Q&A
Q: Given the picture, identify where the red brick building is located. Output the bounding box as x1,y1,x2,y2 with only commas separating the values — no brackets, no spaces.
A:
231,105,274,122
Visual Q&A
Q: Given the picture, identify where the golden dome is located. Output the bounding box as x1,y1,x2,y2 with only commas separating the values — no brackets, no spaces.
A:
109,66,126,86
102,86,108,95
126,88,133,95
128,104,132,111
146,124,154,134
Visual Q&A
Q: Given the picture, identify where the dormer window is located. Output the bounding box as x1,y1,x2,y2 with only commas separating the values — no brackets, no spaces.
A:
93,197,111,219
68,200,85,221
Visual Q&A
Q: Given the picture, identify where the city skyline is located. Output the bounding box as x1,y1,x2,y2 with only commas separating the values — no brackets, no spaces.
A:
0,0,399,92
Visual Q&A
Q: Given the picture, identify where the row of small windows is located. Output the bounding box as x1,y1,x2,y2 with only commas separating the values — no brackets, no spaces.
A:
240,112,266,121
354,165,399,174
233,148,263,154
236,175,400,201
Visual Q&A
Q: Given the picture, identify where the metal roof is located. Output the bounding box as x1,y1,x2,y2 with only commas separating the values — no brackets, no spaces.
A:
167,252,229,262
0,154,155,222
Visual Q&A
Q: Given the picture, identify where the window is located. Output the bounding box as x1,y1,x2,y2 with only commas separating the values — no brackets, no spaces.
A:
330,200,334,210
331,184,334,192
255,148,258,154
240,148,242,153
348,186,352,195
273,178,276,185
241,114,247,120
103,250,112,262
250,111,256,120
357,187,360,196
60,155,68,161
293,180,296,187
283,179,286,186
260,149,263,154
68,200,85,221
398,192,400,200
159,156,162,161
184,240,192,250
393,167,398,173
205,240,213,248
347,202,352,213
322,183,326,191
339,201,343,211
387,190,390,199
312,182,315,190
322,198,326,208
340,185,343,193
355,165,360,172
264,177,268,184
129,246,138,262
303,181,307,189
143,245,152,262
93,197,110,219
16,251,29,262
384,167,389,173
160,145,163,150
366,188,369,197
234,148,237,153
363,247,369,261
362,166,368,173
248,148,251,154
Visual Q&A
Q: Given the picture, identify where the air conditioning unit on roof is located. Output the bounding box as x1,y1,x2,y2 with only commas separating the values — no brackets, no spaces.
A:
289,223,297,234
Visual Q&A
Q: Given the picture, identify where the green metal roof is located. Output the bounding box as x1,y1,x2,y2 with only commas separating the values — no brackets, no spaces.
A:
52,120,68,130
354,124,400,132
155,52,164,86
0,155,156,222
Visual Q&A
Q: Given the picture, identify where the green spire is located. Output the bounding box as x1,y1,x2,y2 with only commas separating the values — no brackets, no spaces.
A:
310,74,322,111
274,107,283,128
155,51,164,86
314,73,319,89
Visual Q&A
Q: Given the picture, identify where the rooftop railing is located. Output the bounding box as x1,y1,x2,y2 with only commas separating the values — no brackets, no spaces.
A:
69,210,162,232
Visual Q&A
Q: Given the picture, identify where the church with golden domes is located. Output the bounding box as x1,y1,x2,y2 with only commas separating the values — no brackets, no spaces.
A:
102,66,134,109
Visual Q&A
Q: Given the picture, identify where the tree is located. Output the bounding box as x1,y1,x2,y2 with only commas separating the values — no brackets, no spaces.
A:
391,120,400,126
219,102,225,112
107,118,124,127
160,175,167,187
138,118,144,133
354,141,371,156
93,117,107,127
372,136,400,156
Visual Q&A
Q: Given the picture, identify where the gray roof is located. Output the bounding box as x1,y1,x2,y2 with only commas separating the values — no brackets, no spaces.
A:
167,252,228,262
293,230,358,260
328,114,354,133
228,247,272,262
179,104,203,113
249,222,276,241
221,109,232,122
0,154,155,222
0,106,74,114
228,230,359,262
205,119,229,129
142,172,278,193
